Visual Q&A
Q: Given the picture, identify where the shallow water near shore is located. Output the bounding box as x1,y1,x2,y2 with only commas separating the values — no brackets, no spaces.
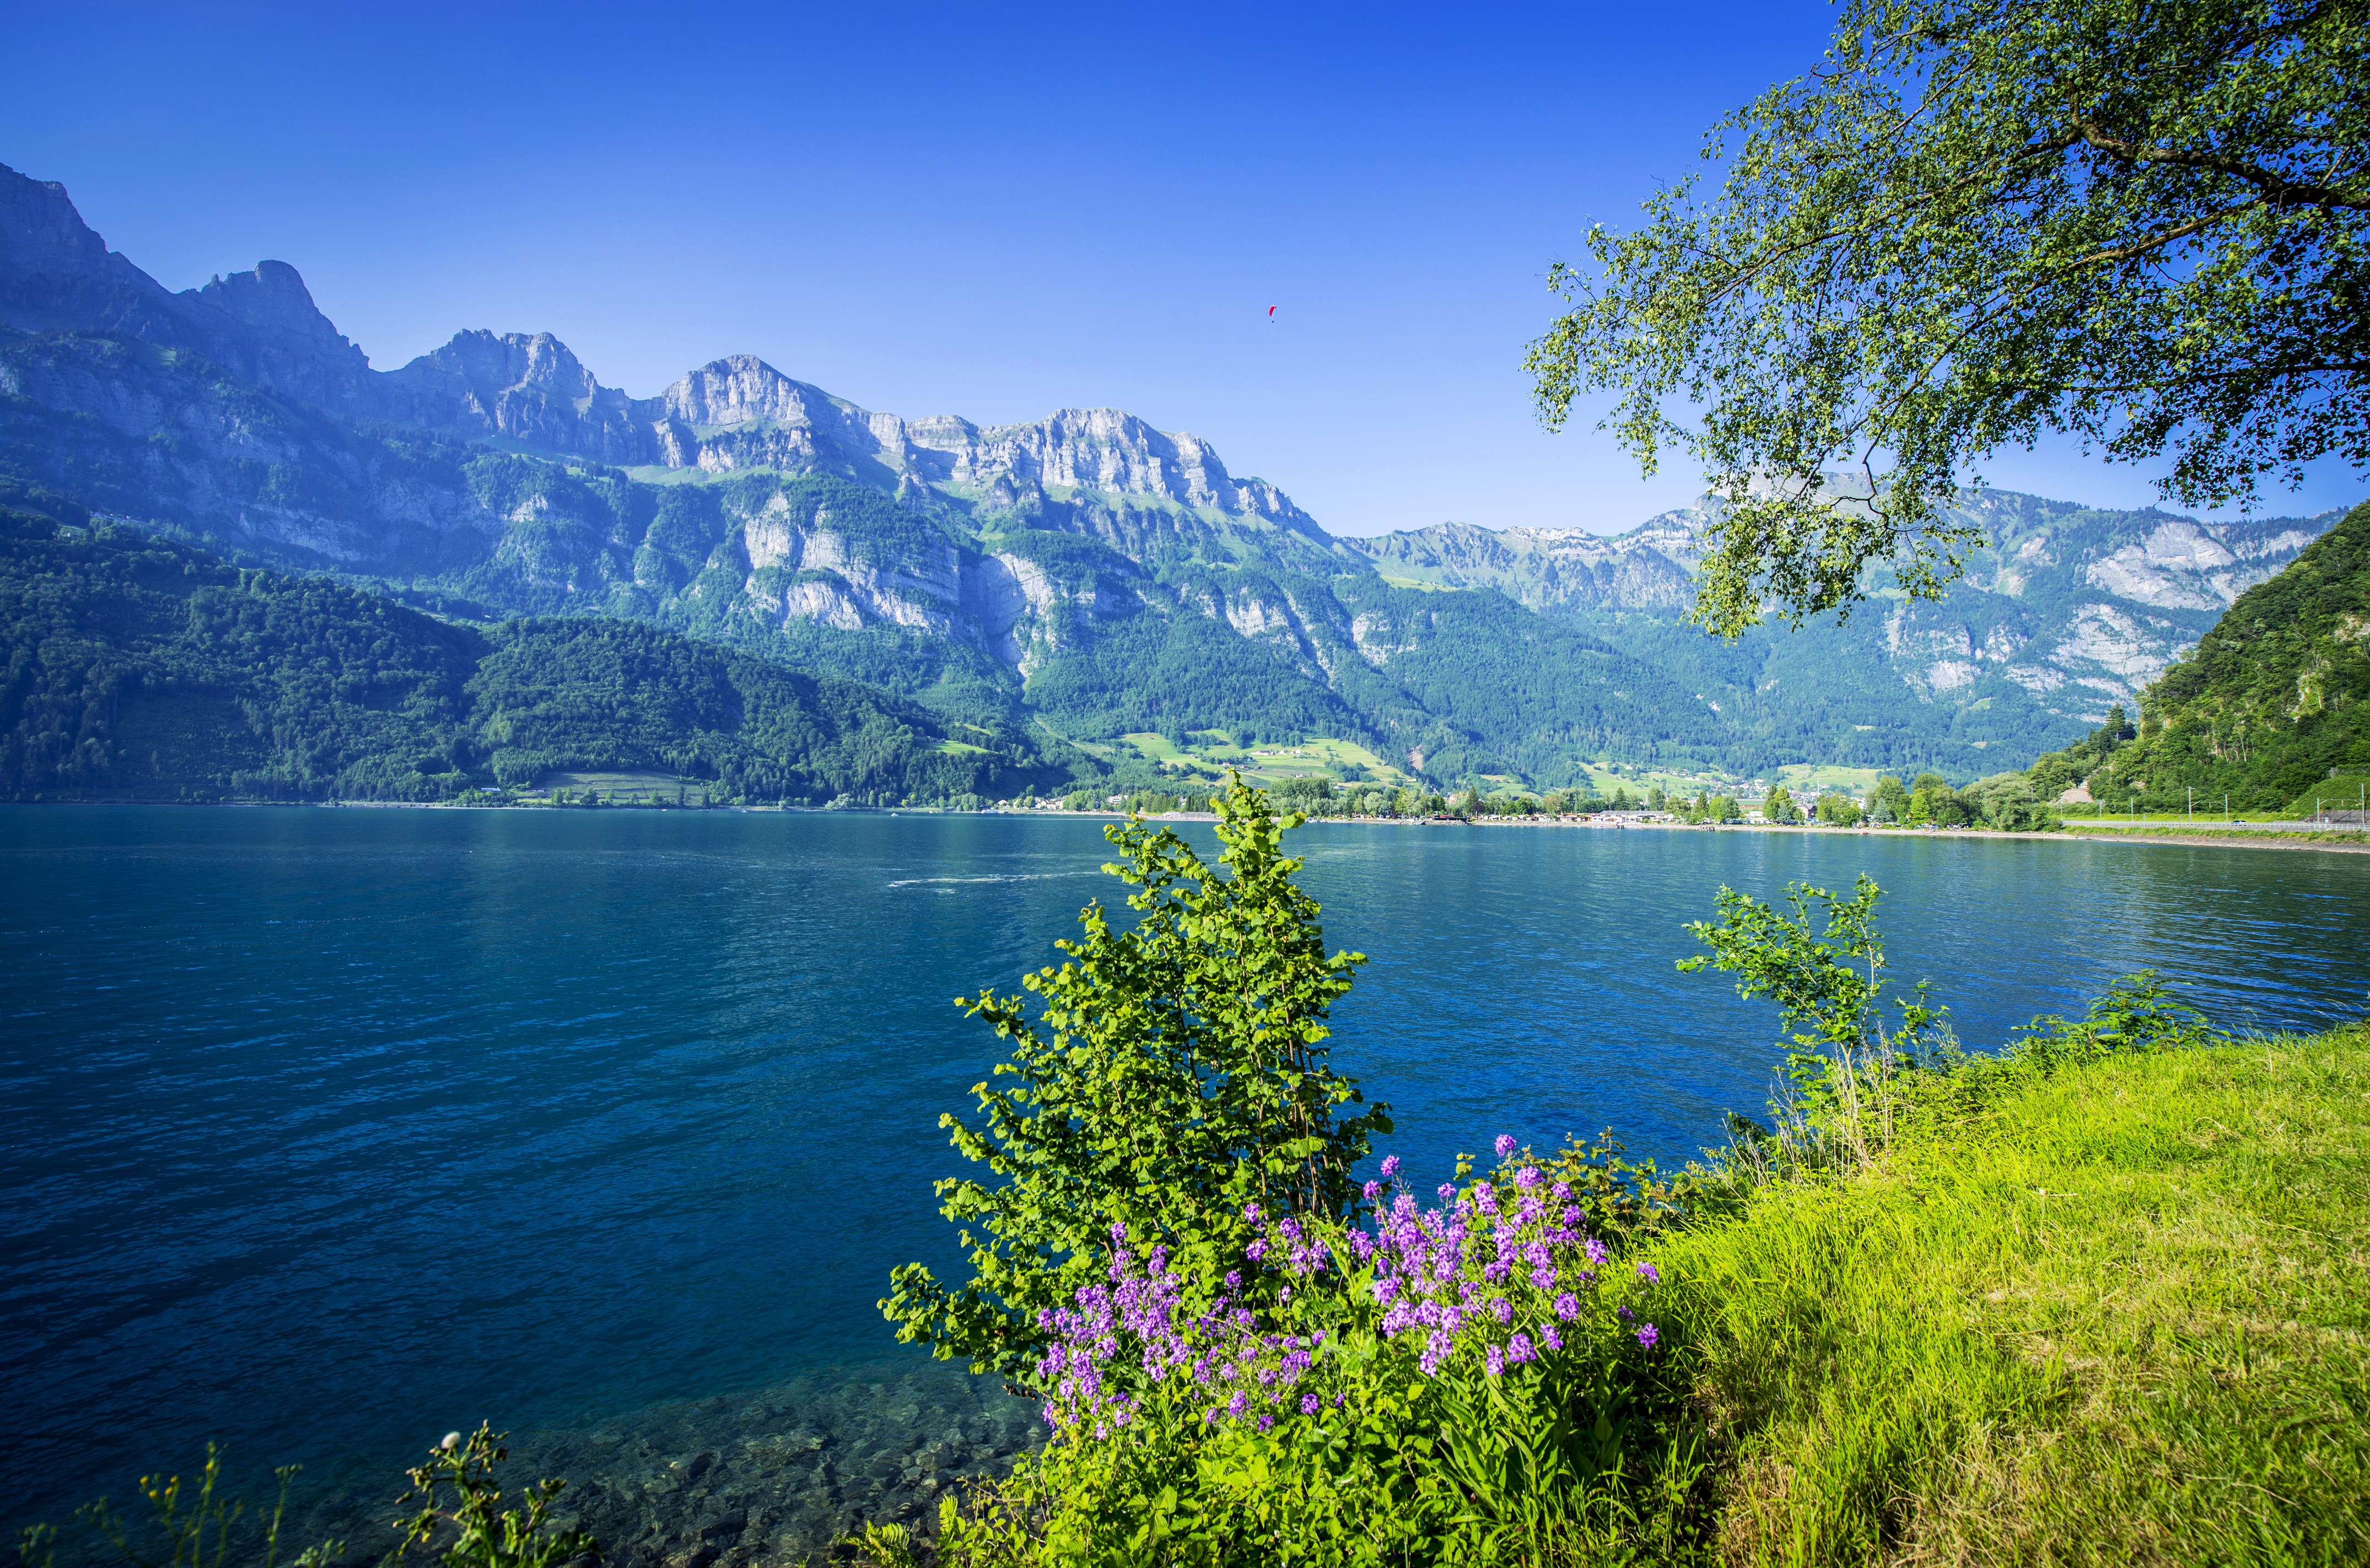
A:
6,806,2367,1554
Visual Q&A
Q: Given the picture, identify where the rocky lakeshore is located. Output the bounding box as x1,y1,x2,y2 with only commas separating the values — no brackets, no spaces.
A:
276,1365,1043,1568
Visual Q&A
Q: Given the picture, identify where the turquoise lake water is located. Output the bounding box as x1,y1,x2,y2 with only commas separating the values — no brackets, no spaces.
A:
3,806,2363,1552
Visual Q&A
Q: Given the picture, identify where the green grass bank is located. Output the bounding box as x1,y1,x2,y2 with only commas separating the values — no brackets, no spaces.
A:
1638,1028,2368,1565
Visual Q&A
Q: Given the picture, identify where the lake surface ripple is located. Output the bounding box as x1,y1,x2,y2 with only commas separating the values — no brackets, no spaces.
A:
4,807,2362,1551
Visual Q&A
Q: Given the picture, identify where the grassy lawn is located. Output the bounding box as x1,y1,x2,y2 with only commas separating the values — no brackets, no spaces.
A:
1648,1030,2370,1563
531,769,700,801
1773,763,1889,795
1113,731,1413,786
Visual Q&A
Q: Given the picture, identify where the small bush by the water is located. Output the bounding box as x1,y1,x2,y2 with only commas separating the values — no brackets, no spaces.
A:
880,774,1391,1386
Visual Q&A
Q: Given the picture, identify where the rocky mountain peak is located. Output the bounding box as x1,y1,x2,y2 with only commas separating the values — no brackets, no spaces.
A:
912,406,1324,536
391,328,602,406
662,357,838,429
0,161,184,341
182,261,358,352
0,164,118,283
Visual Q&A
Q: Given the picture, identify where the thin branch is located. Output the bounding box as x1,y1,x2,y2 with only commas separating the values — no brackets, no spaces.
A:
2069,114,2370,211
2067,202,2261,266
2002,359,2370,394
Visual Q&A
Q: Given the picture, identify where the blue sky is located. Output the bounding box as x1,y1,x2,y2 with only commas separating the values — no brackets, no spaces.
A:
3,1,2358,536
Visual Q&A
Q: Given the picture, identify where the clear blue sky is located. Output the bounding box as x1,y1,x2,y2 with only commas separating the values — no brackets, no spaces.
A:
3,1,2357,536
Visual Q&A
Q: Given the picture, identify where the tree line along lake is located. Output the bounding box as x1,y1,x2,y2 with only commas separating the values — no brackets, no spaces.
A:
3,805,2363,1554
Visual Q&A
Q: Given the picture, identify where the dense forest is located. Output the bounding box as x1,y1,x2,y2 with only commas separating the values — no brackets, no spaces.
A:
0,498,1069,804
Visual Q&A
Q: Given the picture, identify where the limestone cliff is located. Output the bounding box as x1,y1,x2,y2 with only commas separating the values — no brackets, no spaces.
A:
1342,491,2335,726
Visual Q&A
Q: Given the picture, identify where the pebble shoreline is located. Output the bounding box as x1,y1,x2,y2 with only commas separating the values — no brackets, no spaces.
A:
281,1365,1042,1568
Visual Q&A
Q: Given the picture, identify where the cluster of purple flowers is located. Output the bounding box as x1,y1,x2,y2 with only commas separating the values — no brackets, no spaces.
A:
1350,1138,1660,1377
1033,1216,1334,1439
1030,1140,1664,1441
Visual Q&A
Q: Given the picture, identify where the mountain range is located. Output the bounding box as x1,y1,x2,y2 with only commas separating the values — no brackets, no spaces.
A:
0,159,2348,791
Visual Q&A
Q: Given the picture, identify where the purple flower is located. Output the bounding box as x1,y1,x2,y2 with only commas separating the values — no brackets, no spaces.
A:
1227,1391,1248,1418
1553,1291,1579,1321
1618,1305,1634,1321
1380,1154,1401,1179
1507,1332,1536,1365
1515,1166,1542,1190
1484,1343,1506,1377
1258,1414,1274,1431
1636,1261,1661,1285
1637,1323,1660,1350
1584,1236,1609,1266
1491,1296,1513,1323
1538,1324,1563,1351
1494,1134,1517,1160
1362,1180,1381,1199
1225,1270,1242,1289
1301,1393,1320,1415
1438,1182,1458,1203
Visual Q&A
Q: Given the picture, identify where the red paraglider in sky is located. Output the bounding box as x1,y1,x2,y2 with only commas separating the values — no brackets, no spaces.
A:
1267,305,1276,321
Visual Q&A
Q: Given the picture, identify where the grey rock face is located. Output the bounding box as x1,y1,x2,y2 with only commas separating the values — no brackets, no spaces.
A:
171,260,377,412
383,330,656,464
0,164,376,414
0,164,186,341
1342,492,2335,722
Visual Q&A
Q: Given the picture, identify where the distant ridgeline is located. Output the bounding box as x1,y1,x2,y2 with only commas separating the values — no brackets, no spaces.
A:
0,489,1062,804
0,161,2348,788
2016,501,2370,812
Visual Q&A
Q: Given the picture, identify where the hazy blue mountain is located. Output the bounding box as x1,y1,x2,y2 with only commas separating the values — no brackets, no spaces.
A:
0,160,2345,788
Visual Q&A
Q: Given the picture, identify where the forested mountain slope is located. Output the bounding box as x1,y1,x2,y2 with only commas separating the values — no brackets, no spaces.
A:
0,492,1059,804
0,160,2345,788
2017,502,2370,810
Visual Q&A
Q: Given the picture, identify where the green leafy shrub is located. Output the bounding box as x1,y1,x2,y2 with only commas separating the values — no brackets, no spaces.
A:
1677,875,1949,1174
394,1425,594,1568
882,775,1391,1382
2010,969,2215,1072
922,1139,1701,1567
